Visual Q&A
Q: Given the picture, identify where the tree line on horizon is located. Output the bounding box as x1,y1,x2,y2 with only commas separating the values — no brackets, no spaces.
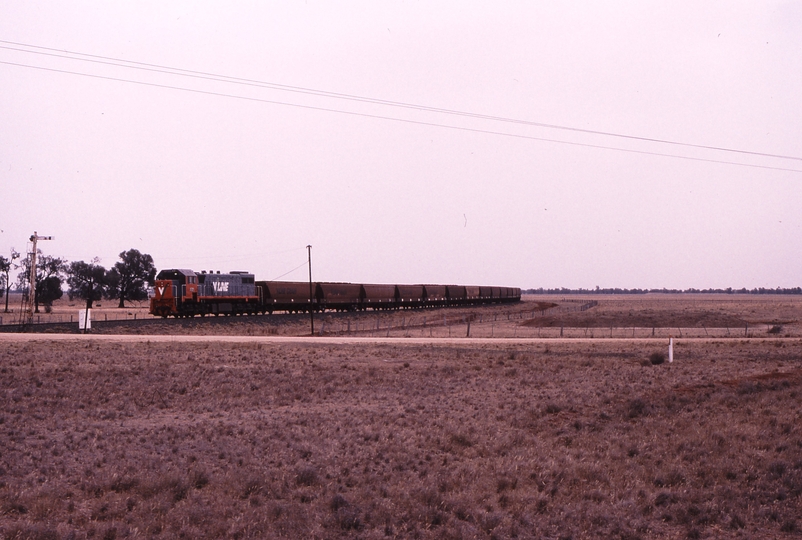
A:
0,248,156,314
525,286,802,295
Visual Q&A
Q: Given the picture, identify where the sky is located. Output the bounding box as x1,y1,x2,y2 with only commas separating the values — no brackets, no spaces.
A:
1,1,800,290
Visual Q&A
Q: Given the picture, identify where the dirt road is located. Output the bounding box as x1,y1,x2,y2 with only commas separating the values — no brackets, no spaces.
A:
1,332,797,346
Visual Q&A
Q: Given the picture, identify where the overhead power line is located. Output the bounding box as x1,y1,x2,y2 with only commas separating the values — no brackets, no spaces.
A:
3,59,800,174
1,40,801,173
3,40,801,163
270,260,311,282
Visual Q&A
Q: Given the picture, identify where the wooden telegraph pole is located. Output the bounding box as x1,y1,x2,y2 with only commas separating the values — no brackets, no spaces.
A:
307,245,314,336
25,231,53,326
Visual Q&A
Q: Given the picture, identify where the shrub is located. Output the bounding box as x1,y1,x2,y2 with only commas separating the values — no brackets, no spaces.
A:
190,469,210,489
654,491,677,507
110,476,139,493
295,466,319,486
240,477,264,499
496,476,517,493
768,460,787,478
335,506,363,531
330,494,349,511
627,398,649,419
728,513,745,529
544,403,562,415
450,433,473,448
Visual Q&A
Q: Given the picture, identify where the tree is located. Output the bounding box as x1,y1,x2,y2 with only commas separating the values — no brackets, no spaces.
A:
2,250,22,313
0,255,8,300
67,260,109,311
16,251,66,313
105,249,157,308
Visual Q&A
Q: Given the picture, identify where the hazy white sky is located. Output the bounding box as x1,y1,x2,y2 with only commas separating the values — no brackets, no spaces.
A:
1,1,800,289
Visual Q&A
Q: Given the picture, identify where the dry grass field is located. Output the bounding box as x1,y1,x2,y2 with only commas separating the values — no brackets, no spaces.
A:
1,296,801,539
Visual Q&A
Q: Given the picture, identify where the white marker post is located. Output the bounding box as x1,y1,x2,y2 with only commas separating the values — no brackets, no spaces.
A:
668,336,674,363
78,309,91,331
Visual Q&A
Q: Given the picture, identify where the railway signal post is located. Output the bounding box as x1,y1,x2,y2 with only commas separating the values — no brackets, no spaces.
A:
24,232,53,327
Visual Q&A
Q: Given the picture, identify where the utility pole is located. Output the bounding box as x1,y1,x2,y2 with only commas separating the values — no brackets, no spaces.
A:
25,232,53,326
307,245,314,336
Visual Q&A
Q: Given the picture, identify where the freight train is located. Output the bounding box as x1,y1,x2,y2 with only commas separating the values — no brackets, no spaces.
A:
149,268,521,318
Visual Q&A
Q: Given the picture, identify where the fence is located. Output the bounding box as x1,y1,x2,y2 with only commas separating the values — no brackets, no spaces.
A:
1,299,793,339
314,300,789,339
0,310,147,326
317,317,788,339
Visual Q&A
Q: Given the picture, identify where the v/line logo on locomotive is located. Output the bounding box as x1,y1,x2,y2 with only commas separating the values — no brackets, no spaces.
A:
149,268,521,318
213,282,229,293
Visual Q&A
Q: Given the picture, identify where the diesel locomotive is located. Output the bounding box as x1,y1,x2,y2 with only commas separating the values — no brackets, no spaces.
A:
149,268,521,318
